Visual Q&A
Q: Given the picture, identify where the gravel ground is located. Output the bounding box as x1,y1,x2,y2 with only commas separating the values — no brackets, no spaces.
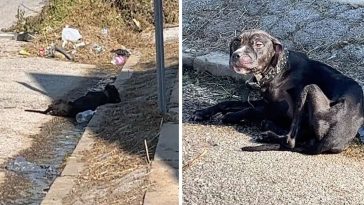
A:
182,69,364,205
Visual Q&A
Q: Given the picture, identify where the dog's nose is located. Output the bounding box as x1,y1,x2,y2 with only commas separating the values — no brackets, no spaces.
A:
232,52,240,60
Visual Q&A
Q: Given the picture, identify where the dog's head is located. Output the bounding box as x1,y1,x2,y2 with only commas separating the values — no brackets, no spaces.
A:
229,30,283,75
105,84,121,103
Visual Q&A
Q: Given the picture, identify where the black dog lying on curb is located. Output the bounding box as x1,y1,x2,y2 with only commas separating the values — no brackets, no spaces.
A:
191,29,364,154
25,84,121,117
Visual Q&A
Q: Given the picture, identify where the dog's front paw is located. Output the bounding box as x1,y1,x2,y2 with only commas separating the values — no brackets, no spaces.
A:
221,113,242,124
255,131,271,143
256,131,284,143
190,110,211,122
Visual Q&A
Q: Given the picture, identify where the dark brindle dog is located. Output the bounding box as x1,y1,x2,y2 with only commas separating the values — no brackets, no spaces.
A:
192,29,364,154
25,84,121,117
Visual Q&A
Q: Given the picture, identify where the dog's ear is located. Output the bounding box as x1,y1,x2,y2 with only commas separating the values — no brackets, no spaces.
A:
269,36,283,67
229,37,241,57
271,37,283,55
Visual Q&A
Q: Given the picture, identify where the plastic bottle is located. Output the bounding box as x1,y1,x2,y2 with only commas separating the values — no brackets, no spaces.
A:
76,110,95,123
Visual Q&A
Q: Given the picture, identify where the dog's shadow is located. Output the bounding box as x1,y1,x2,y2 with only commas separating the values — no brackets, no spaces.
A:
185,111,264,144
186,113,335,155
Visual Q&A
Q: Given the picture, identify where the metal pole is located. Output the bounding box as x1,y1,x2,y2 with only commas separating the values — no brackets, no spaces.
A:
154,0,166,113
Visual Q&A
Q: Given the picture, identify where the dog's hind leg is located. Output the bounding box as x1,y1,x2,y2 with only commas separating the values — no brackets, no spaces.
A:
285,84,331,149
192,99,266,121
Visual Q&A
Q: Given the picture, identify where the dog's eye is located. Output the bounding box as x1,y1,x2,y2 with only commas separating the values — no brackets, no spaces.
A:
255,42,264,48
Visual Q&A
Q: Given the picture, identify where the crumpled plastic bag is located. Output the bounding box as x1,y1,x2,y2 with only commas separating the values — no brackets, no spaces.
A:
61,27,82,43
110,48,131,65
111,55,126,65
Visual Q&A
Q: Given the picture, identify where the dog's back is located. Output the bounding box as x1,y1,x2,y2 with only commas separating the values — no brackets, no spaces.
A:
25,84,121,118
69,84,121,116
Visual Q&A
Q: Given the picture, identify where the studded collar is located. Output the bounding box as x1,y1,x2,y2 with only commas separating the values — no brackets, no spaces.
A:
245,49,289,91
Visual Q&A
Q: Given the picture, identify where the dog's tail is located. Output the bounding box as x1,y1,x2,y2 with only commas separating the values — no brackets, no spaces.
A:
242,144,318,155
24,108,50,115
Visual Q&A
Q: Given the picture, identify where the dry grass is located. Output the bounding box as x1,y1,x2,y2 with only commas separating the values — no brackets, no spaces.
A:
343,138,364,161
105,0,179,29
0,171,31,203
182,1,261,53
182,67,259,122
182,149,208,171
7,0,179,66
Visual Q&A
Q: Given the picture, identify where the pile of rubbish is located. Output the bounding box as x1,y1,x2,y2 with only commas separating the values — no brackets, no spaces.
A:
10,26,131,68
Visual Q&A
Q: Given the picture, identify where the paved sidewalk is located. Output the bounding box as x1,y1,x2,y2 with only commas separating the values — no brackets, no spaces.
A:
144,75,179,205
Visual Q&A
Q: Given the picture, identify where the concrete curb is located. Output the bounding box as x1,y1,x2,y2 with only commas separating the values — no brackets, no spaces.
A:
141,27,179,44
143,123,179,205
41,66,135,204
168,73,179,116
0,32,15,40
183,50,249,81
143,75,179,205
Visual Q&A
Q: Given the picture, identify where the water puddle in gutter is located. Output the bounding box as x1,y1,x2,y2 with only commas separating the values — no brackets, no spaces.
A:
3,122,86,204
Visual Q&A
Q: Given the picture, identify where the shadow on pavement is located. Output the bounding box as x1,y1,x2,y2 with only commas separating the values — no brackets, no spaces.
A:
18,73,103,100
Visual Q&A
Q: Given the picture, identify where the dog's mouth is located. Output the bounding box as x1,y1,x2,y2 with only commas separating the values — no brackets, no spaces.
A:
230,56,255,74
232,65,250,74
